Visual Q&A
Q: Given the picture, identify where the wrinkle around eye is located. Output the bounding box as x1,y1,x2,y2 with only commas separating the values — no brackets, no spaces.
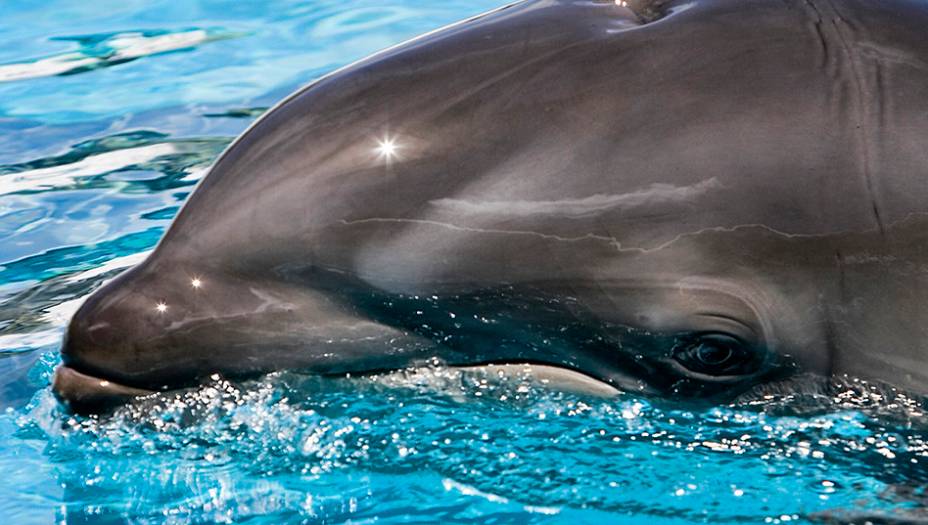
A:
690,312,762,345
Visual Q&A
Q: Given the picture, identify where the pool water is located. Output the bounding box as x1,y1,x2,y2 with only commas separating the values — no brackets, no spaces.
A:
0,1,926,523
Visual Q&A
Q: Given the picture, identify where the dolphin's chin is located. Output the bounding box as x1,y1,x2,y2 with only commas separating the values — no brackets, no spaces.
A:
52,365,155,414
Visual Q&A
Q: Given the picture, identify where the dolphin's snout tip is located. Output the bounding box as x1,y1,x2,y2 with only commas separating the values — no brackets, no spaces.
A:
52,364,154,414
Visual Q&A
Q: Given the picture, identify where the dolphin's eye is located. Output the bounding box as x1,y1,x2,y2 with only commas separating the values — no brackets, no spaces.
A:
672,333,757,377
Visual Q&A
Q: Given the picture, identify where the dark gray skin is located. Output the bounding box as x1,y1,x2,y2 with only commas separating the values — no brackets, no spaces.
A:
54,0,928,412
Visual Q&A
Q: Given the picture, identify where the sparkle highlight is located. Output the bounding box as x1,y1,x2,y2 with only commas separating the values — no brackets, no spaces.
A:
375,136,400,161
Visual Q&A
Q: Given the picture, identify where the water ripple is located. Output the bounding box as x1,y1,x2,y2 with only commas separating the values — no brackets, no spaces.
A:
6,367,926,523
0,29,244,83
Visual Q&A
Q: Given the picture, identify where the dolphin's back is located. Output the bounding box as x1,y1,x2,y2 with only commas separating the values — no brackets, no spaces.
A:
157,0,928,279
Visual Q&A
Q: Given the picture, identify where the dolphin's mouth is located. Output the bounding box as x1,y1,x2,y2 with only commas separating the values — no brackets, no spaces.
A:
52,365,155,413
52,361,622,414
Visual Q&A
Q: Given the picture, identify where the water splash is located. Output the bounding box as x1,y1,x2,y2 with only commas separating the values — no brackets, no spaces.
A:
4,365,926,524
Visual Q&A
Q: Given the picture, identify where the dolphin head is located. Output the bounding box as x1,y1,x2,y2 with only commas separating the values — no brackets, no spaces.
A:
55,0,928,411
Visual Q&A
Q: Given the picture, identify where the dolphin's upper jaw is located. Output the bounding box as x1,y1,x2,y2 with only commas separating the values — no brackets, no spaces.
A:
52,364,155,413
53,267,165,413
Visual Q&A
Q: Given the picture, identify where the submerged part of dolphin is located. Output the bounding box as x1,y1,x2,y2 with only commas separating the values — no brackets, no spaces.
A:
55,0,928,412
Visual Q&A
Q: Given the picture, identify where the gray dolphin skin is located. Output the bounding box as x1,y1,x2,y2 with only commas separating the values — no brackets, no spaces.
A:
54,0,928,412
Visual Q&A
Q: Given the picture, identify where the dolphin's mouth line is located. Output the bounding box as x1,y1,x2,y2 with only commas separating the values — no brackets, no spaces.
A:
326,357,627,397
53,365,155,411
53,359,624,412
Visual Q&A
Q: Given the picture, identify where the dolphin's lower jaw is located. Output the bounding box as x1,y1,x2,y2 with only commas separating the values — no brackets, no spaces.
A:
52,365,155,413
52,361,625,414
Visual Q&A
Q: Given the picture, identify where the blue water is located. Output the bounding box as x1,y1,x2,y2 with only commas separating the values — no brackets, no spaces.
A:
0,1,926,523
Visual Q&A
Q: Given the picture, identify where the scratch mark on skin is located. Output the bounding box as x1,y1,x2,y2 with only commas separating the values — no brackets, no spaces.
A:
429,178,720,218
340,217,624,246
802,0,832,75
340,211,928,255
819,0,885,234
798,0,884,235
341,218,836,255
857,42,928,71
823,249,846,379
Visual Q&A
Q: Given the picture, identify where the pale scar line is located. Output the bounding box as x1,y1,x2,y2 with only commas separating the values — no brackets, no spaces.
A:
336,217,866,254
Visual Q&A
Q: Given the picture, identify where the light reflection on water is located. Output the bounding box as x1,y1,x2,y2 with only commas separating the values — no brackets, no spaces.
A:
6,367,928,524
0,0,926,523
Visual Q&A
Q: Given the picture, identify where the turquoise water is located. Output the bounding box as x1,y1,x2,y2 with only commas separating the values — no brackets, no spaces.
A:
0,1,926,523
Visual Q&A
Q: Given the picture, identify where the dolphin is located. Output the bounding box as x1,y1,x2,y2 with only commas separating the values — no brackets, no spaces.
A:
54,0,928,412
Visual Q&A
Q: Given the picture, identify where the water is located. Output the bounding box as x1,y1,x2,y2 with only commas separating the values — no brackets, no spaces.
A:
0,0,926,523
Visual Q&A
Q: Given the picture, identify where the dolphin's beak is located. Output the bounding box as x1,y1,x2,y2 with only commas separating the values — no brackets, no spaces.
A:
52,365,154,413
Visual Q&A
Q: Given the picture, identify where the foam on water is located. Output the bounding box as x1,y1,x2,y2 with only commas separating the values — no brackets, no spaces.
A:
0,0,926,523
